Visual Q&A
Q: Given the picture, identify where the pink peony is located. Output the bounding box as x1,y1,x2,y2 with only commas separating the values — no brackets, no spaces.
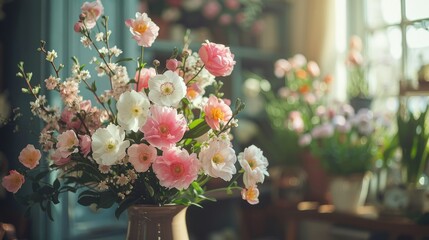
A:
135,67,156,92
79,134,92,157
18,144,41,169
80,0,104,29
141,105,187,149
128,143,157,172
2,170,25,193
199,41,236,77
152,147,200,190
241,186,260,205
125,12,159,47
204,96,232,130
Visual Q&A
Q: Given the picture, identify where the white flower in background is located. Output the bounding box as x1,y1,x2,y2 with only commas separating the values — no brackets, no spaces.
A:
91,123,130,165
238,145,269,188
352,108,374,136
117,90,150,132
199,138,237,181
148,70,186,107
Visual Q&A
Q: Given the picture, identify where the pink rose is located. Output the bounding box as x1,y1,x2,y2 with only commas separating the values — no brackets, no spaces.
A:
199,41,236,77
79,134,92,157
2,170,25,193
18,144,41,169
135,67,156,92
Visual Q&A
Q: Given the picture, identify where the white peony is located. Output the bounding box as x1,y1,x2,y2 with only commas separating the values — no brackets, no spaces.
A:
91,123,130,165
117,90,150,132
199,139,237,181
148,70,186,107
238,145,269,188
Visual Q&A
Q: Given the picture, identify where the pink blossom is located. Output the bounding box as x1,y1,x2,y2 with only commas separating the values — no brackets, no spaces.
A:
298,134,312,147
44,76,59,90
274,59,291,78
219,14,232,25
61,108,81,130
346,49,363,66
125,12,159,47
80,0,104,29
59,80,80,105
311,123,334,139
74,21,84,33
166,59,181,71
186,83,203,100
1,170,25,193
56,130,79,158
18,144,41,169
225,0,240,10
152,147,200,190
203,1,221,20
79,134,91,157
288,111,304,133
51,150,71,166
141,105,187,149
199,41,236,77
204,96,232,130
128,143,157,172
349,35,363,51
135,67,156,92
307,61,320,77
241,186,260,205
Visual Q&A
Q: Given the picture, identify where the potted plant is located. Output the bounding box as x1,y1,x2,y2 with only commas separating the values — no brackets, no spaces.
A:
346,35,372,111
299,103,393,212
396,103,429,214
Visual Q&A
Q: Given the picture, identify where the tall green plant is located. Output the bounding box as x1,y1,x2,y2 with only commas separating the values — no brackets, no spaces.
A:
397,105,429,187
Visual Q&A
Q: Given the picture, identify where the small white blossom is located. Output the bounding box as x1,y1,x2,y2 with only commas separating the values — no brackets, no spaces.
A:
95,32,104,42
80,36,92,48
238,145,269,188
99,47,109,55
46,50,57,62
109,46,122,57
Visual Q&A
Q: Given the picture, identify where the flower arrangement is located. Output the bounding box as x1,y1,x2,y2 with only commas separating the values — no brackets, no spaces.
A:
346,35,370,100
248,54,332,165
142,0,263,30
0,0,269,220
299,103,392,176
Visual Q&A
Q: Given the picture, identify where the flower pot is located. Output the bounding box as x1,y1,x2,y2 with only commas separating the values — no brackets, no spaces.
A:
329,172,371,213
301,151,330,203
126,205,189,240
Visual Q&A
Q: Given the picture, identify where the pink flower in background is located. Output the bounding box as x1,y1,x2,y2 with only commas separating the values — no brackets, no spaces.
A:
288,111,304,133
74,22,84,33
311,123,334,139
274,59,291,78
241,186,260,205
152,147,200,190
290,54,307,68
128,143,157,172
135,67,156,91
204,96,232,130
298,134,312,147
203,1,221,20
307,61,320,77
166,59,181,71
346,49,363,66
80,0,104,29
125,12,159,47
51,150,71,166
79,134,92,157
199,41,235,77
56,130,79,158
225,0,240,10
61,108,81,130
219,14,232,25
349,35,363,51
141,105,187,149
2,170,25,193
18,144,41,169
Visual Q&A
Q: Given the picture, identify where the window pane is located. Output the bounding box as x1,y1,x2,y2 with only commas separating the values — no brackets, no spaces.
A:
367,27,402,97
366,0,401,28
406,26,429,81
406,0,429,21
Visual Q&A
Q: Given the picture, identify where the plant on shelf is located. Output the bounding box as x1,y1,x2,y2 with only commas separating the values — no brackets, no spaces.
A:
0,0,269,221
346,35,372,111
396,103,429,188
247,54,332,166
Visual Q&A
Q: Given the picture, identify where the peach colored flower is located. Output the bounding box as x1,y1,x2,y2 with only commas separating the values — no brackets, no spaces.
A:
56,130,79,158
307,61,320,77
81,0,104,29
141,105,187,149
18,144,41,169
125,12,159,47
241,186,260,205
204,96,232,130
2,170,25,193
152,147,200,190
199,41,236,77
135,67,156,92
128,143,157,172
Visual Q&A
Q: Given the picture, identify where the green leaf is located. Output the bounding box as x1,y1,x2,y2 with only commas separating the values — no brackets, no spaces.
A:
183,118,211,139
53,179,60,190
115,58,133,64
144,182,155,197
78,195,99,206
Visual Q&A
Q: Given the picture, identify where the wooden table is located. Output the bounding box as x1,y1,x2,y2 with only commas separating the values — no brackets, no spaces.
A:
274,201,429,240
